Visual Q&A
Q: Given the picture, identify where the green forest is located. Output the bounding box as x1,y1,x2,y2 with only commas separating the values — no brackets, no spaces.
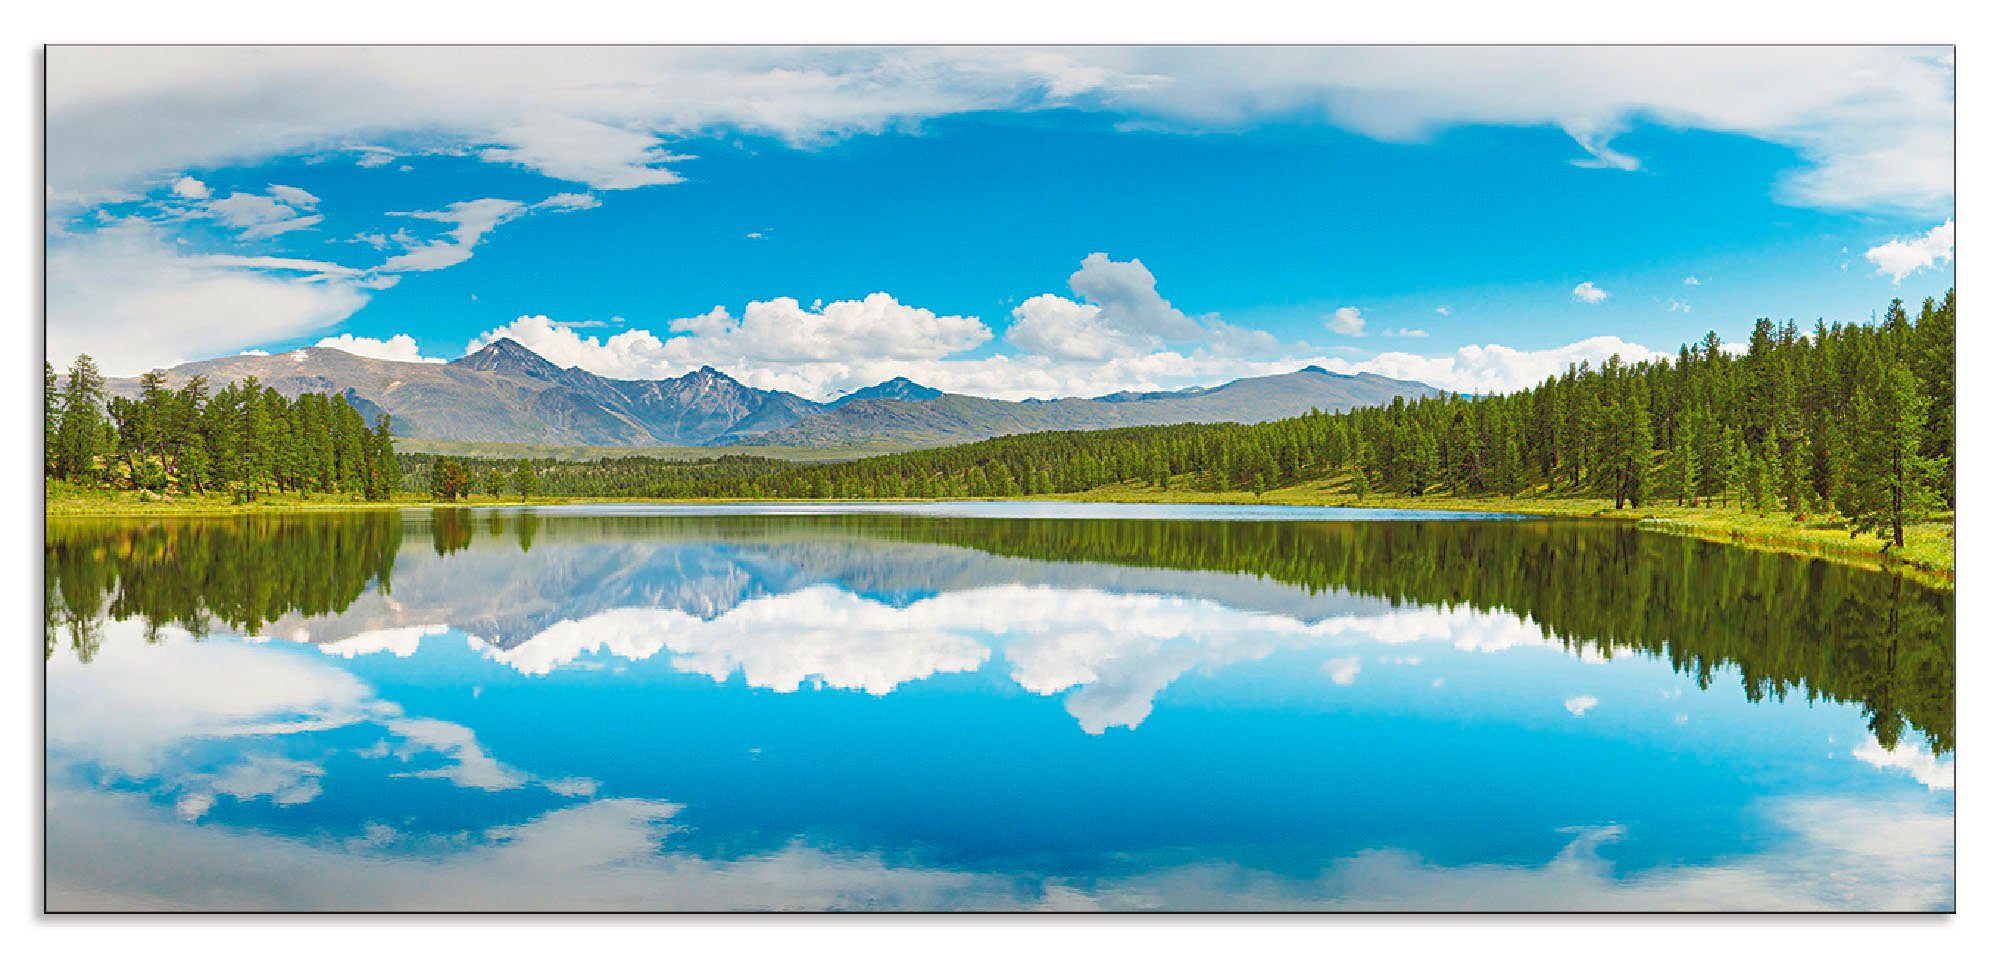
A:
44,361,400,501
48,289,1953,552
397,289,1954,548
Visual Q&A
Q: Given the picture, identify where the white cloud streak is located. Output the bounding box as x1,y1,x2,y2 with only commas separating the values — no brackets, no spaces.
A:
48,220,373,375
47,47,1952,214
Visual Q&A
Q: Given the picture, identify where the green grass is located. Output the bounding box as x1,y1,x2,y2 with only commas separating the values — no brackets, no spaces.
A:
1053,473,1954,586
393,438,911,462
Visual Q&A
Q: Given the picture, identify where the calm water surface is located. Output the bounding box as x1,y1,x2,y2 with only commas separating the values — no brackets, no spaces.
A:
44,503,1954,911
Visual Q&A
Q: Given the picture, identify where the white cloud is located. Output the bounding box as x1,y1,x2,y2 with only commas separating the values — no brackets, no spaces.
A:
535,192,602,212
1318,335,1662,395
1683,276,1702,286
48,220,372,375
1095,46,1954,215
46,47,1952,215
1865,220,1954,283
1324,657,1362,686
476,587,991,695
380,198,526,272
1571,282,1609,304
313,333,444,364
1005,294,1129,361
1852,738,1954,791
170,175,209,199
1564,695,1600,717
456,302,1660,401
1665,299,1691,314
1384,328,1428,338
199,185,323,240
267,184,320,208
1326,307,1367,336
1005,253,1273,362
383,715,532,791
468,291,992,390
1434,305,1451,316
481,114,691,189
313,624,451,656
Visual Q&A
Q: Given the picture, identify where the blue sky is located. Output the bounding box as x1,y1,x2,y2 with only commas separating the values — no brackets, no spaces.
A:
46,47,1955,399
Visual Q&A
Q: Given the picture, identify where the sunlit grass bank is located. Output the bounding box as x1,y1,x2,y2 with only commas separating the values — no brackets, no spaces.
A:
1055,474,1954,586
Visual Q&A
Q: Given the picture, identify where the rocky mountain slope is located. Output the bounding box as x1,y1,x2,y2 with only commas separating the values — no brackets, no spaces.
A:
110,342,1440,449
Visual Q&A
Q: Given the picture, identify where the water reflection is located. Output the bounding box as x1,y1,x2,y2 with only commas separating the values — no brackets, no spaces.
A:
44,505,1955,911
47,508,1956,751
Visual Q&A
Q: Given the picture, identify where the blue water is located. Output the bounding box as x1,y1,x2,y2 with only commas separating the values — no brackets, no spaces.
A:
43,505,1954,911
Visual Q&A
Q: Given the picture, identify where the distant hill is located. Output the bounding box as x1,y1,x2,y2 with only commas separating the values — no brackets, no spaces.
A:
736,366,1441,448
110,342,1440,449
829,376,944,406
108,339,828,445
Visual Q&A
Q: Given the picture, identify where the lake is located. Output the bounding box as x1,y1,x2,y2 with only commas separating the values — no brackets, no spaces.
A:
43,503,1955,911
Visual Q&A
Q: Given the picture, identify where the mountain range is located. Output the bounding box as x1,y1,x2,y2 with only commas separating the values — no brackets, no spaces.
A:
110,339,1441,449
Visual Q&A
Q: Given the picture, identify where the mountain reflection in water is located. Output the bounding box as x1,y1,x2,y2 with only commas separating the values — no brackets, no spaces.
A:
44,504,1955,911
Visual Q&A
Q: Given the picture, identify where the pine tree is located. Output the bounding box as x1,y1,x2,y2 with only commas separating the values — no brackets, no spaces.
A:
53,355,108,480
510,461,539,500
1611,393,1651,509
1725,432,1750,511
1840,361,1940,547
1664,416,1695,506
43,361,59,476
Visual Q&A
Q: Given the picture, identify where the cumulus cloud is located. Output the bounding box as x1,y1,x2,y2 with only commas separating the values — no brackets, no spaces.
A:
1005,253,1273,362
1318,335,1662,395
48,220,372,375
454,301,1661,401
475,587,991,695
1865,220,1954,283
466,291,992,391
1571,282,1609,304
1564,695,1600,717
1005,294,1129,362
314,334,444,364
170,175,210,199
1326,307,1367,336
1683,276,1702,286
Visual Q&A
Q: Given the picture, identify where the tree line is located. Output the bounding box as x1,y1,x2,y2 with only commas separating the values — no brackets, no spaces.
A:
423,289,1951,548
45,358,400,502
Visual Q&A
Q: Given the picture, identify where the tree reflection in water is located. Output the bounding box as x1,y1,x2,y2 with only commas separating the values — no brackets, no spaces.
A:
45,508,1953,753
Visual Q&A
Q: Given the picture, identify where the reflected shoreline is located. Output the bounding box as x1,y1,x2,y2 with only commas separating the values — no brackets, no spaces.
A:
46,505,1955,753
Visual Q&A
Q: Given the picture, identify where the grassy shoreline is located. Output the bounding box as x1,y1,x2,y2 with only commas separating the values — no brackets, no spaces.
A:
1052,477,1954,586
45,479,1953,587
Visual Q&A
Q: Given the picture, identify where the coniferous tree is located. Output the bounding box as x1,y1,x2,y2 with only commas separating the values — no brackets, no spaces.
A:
53,355,109,480
44,361,59,476
1840,360,1940,547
